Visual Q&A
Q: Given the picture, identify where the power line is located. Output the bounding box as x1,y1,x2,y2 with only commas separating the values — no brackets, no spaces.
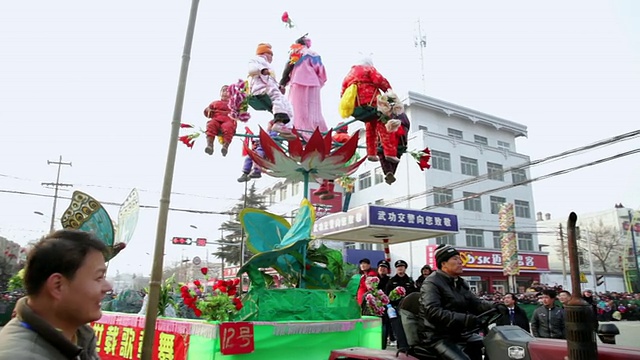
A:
385,129,640,206
424,148,640,210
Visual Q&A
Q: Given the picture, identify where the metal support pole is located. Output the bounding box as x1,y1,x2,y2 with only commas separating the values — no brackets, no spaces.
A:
141,1,200,358
239,180,248,268
586,230,597,290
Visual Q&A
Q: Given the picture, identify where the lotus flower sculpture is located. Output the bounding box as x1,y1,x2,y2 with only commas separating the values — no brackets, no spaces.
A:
244,128,366,187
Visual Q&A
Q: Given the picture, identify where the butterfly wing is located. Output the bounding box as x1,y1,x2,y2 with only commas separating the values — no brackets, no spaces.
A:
114,188,140,245
61,191,114,247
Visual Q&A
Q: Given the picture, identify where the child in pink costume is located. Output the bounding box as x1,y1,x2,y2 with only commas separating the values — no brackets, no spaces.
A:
280,36,328,141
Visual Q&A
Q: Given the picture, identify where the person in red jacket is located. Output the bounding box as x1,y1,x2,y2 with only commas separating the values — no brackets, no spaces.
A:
204,85,237,157
356,258,378,307
340,57,398,163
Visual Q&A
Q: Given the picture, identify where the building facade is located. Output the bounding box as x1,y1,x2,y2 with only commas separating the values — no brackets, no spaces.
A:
257,92,547,294
536,206,640,293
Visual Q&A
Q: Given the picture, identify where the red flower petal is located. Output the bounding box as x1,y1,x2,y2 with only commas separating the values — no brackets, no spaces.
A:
228,288,237,296
194,308,202,317
180,285,189,293
193,280,201,287
180,123,194,128
281,11,289,22
232,278,240,286
200,267,208,275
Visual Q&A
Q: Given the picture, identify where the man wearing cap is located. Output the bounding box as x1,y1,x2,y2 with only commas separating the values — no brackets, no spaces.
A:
385,260,417,305
356,258,378,306
248,42,295,139
418,244,497,360
375,260,396,348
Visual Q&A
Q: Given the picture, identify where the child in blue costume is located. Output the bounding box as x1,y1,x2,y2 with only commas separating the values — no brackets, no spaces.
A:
237,121,283,182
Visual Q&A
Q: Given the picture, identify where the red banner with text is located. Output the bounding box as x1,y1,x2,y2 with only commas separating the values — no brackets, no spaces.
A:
91,316,189,360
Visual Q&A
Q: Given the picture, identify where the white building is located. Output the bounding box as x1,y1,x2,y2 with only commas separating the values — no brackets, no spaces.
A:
257,92,548,294
536,206,640,293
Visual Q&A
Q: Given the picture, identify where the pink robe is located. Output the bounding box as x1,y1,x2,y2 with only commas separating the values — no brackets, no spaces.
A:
285,49,328,140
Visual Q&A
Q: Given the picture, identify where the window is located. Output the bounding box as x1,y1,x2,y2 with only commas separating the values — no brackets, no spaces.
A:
431,150,451,171
358,171,372,190
292,182,300,196
492,231,502,248
418,125,428,131
279,187,287,201
515,200,531,218
345,242,356,250
435,234,456,246
463,192,482,212
374,199,385,205
497,140,511,149
448,128,463,139
490,196,506,214
290,209,299,224
374,167,384,185
517,233,534,251
511,169,527,184
460,156,479,176
433,188,453,208
268,192,276,205
474,135,488,145
465,230,484,247
487,162,504,181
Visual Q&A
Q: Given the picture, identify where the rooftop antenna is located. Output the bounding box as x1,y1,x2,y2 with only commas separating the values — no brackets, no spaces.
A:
414,19,427,94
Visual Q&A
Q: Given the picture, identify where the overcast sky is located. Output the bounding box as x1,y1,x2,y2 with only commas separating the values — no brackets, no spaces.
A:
1,1,639,277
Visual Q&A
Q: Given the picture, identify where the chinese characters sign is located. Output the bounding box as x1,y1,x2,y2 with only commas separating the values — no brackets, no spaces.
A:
368,206,458,233
313,205,368,236
219,322,255,355
425,245,549,272
91,316,189,360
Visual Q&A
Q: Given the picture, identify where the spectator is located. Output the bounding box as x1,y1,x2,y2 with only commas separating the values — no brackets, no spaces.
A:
531,289,565,339
415,265,432,290
558,290,571,307
0,230,111,359
496,293,531,333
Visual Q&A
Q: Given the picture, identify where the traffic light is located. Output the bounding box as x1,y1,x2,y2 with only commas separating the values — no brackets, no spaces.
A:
597,275,605,286
196,238,207,247
171,237,192,245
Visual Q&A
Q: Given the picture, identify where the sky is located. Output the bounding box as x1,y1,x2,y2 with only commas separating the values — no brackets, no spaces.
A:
1,1,639,277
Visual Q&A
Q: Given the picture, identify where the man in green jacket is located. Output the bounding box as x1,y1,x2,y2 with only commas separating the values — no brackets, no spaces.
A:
0,230,112,359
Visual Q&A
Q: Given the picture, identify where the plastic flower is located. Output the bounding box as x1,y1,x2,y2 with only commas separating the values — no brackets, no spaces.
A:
281,11,294,28
377,90,404,121
389,286,406,301
227,79,251,122
409,147,432,171
179,134,197,149
200,267,208,276
244,128,366,182
180,123,194,128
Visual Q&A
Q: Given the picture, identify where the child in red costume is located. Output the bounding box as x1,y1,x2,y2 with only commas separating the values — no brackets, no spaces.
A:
313,123,351,200
340,57,399,163
204,85,237,157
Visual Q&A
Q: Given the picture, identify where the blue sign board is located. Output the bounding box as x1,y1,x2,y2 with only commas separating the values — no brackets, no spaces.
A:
313,205,369,236
368,205,458,233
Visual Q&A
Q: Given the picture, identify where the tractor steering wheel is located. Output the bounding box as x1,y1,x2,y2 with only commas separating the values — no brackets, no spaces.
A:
461,308,502,337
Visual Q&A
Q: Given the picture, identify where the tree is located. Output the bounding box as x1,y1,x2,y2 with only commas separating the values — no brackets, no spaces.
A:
554,221,626,273
212,183,267,265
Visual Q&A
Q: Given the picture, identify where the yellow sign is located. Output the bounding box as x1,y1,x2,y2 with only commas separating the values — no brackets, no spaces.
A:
580,272,588,283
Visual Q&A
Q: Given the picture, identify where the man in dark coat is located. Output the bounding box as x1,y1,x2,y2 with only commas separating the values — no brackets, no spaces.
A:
495,293,530,333
418,244,496,360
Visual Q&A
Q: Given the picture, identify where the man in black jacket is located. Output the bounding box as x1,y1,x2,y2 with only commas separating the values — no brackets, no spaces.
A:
385,260,417,302
495,293,530,333
419,244,495,360
531,289,565,339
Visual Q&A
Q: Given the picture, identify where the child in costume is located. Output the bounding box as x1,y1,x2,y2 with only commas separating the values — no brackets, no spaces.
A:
313,122,351,200
279,35,328,141
248,43,296,140
204,85,236,156
237,121,284,182
340,57,399,163
238,127,263,182
378,113,410,185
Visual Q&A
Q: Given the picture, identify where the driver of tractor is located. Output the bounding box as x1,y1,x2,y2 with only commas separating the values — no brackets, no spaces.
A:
418,244,501,360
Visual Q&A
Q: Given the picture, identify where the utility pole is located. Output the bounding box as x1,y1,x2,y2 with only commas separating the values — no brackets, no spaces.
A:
584,229,597,290
414,19,427,94
629,210,640,292
559,223,568,287
42,156,72,232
